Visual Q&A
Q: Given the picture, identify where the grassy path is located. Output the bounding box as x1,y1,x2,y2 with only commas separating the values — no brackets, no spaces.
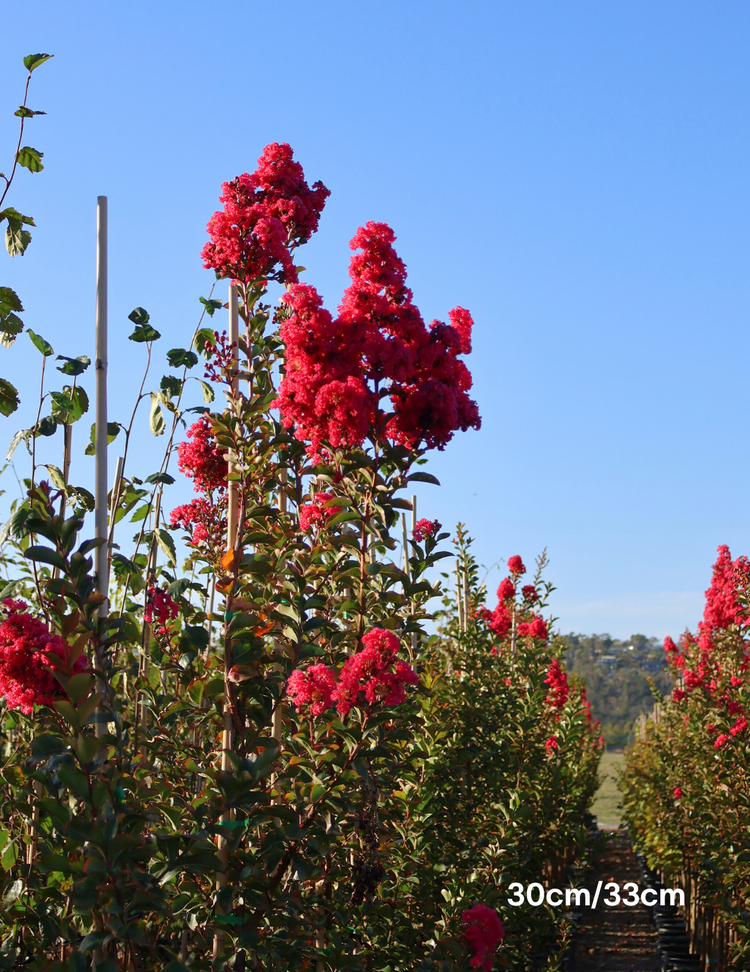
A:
591,750,624,827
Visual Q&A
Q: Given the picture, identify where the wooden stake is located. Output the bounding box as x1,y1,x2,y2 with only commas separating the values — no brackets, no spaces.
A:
94,196,109,739
213,284,239,966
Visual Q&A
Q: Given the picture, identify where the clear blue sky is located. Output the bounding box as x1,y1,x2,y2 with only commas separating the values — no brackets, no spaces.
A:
2,1,749,640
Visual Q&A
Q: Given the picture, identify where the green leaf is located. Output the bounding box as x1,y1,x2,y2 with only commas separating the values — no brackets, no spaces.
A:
51,386,89,423
167,348,198,369
199,296,223,317
149,393,165,436
23,53,54,73
31,734,65,758
16,146,44,173
66,673,95,704
27,328,53,356
6,429,28,460
184,625,209,651
111,553,140,578
145,472,175,485
406,472,441,486
3,879,23,905
198,380,214,404
56,354,90,376
0,380,19,416
44,464,67,490
14,106,45,118
0,287,24,346
194,327,216,355
128,307,160,343
155,528,176,566
36,415,58,437
24,545,66,570
2,208,34,256
84,421,120,456
160,374,182,399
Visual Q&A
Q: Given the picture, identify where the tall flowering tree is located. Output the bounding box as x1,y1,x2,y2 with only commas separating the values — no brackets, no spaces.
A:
0,137,599,972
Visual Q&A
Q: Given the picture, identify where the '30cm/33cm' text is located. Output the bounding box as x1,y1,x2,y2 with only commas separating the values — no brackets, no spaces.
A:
507,881,685,909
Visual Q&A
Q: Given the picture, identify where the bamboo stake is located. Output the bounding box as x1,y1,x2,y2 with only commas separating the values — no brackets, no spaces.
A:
213,284,239,966
456,561,465,632
94,196,109,739
401,513,410,578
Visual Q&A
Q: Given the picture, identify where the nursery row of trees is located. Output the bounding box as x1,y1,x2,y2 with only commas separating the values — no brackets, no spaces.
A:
623,545,750,970
0,62,602,969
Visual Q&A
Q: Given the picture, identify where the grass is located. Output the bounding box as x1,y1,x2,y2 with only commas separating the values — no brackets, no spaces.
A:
591,750,625,827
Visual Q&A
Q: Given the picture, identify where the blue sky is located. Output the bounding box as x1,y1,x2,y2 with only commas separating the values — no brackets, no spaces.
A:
2,1,750,639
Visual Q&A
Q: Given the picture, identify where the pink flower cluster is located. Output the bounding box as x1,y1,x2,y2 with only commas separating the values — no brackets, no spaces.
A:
299,492,342,532
0,599,87,714
286,628,418,719
176,414,228,493
461,903,505,971
171,416,228,550
274,222,480,452
545,659,569,710
202,142,329,285
518,615,548,640
144,585,180,635
412,518,440,542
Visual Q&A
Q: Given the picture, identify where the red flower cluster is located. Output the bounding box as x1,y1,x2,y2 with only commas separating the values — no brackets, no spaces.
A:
202,142,329,285
274,222,480,452
286,629,419,719
299,492,342,532
144,585,180,635
286,664,338,717
522,584,539,604
545,659,569,709
461,903,505,971
497,577,515,602
413,518,441,542
673,787,683,800
177,415,228,493
546,735,558,755
170,496,227,548
715,733,730,750
0,599,87,714
518,615,548,640
507,555,525,576
172,415,229,553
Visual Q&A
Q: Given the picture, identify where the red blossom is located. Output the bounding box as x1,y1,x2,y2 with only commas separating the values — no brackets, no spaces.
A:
507,555,525,576
144,585,179,635
518,615,548,641
521,584,539,604
488,602,512,639
674,787,683,800
0,599,87,714
412,518,441,542
202,143,329,285
730,716,748,736
274,222,480,453
546,736,558,755
286,664,338,717
496,578,515,602
544,658,569,709
177,415,228,494
332,628,418,717
299,492,342,532
715,733,730,750
461,903,505,971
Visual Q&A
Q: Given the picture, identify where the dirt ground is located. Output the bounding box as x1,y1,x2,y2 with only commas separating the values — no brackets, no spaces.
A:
574,829,659,971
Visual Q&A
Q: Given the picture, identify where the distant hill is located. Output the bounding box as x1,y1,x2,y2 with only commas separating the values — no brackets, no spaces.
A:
561,633,672,748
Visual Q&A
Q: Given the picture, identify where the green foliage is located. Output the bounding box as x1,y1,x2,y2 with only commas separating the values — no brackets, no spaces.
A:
563,633,672,747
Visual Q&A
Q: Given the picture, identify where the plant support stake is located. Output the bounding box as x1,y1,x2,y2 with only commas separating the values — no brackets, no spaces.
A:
94,195,108,738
